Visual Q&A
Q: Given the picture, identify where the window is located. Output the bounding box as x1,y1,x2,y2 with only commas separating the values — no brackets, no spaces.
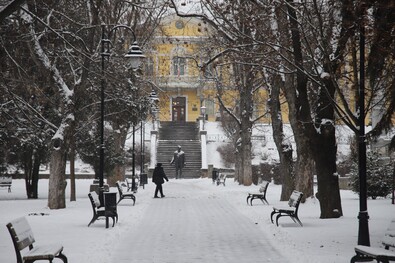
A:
144,57,154,77
173,57,186,76
205,99,215,116
203,57,214,78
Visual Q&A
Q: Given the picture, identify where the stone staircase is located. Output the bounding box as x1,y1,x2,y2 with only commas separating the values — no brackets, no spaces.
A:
157,121,202,178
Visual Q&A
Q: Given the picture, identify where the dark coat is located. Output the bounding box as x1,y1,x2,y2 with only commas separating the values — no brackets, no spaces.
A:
170,150,185,168
152,166,168,184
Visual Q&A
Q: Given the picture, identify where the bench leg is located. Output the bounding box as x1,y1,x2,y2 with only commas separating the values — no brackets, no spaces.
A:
270,210,277,224
350,253,374,263
276,213,303,227
293,215,303,227
246,195,251,205
262,196,269,205
259,197,269,205
105,216,115,228
57,251,68,263
275,213,282,226
88,215,98,227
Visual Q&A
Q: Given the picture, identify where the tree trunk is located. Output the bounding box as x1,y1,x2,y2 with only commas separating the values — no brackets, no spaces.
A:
235,138,242,184
25,149,41,199
48,138,67,209
314,128,342,218
69,140,76,202
107,123,129,186
313,79,343,218
294,142,314,201
283,0,317,201
241,136,252,186
270,75,295,201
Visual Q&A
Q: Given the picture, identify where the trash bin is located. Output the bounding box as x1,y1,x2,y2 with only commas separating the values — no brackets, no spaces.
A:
212,168,218,184
140,173,148,189
103,192,117,228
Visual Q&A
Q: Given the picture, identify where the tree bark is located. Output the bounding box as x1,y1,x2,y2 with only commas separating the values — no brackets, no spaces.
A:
69,138,76,202
107,123,129,186
313,79,343,218
24,148,43,199
48,138,67,209
270,75,294,201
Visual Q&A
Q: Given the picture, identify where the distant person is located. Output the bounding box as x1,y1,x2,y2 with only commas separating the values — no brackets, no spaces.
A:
170,145,186,179
152,163,168,198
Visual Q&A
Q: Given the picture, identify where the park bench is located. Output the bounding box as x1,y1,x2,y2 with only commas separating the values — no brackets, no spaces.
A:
116,181,136,205
0,175,12,192
124,177,139,192
88,191,118,228
216,173,227,186
270,190,303,226
351,219,395,263
6,216,68,263
246,181,270,205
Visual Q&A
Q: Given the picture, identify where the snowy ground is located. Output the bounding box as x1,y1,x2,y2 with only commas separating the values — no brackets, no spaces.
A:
1,178,394,263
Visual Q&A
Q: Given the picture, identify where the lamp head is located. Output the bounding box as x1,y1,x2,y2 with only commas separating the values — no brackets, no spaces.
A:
200,105,206,115
125,41,145,69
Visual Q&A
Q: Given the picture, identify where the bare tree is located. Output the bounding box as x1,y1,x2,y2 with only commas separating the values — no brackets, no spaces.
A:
0,0,165,208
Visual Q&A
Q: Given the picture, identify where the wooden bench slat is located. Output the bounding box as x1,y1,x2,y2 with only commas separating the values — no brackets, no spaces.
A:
88,191,118,228
24,244,64,260
351,220,395,262
6,216,67,263
0,176,12,192
270,190,303,226
354,245,395,259
246,181,269,205
8,217,36,250
216,173,227,186
116,181,136,205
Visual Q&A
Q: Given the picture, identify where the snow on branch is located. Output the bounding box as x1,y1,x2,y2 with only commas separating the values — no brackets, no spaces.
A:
21,6,73,104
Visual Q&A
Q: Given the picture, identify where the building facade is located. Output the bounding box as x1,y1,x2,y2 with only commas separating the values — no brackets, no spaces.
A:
144,14,218,123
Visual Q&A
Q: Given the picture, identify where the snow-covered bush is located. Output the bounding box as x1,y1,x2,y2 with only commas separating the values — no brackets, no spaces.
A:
350,151,393,199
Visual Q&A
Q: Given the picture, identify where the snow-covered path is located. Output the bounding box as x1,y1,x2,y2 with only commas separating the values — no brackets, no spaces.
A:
112,180,286,263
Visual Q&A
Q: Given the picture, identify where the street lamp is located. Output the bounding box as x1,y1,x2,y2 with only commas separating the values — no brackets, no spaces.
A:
200,105,206,130
149,89,159,106
356,22,370,247
149,89,159,129
99,23,144,203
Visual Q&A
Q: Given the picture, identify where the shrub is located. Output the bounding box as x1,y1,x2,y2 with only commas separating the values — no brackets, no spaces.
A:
350,151,393,199
217,143,236,168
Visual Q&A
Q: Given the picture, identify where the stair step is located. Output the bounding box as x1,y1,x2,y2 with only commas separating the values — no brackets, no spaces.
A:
156,121,202,178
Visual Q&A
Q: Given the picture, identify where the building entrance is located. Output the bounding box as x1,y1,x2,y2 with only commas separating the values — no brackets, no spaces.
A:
172,97,186,122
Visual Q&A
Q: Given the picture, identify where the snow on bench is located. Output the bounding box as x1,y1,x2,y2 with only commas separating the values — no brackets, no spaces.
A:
6,216,68,263
0,176,12,192
351,219,395,262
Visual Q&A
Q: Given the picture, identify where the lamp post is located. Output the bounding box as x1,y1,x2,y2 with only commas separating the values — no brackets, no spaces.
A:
356,22,370,246
149,89,159,129
200,105,206,130
140,119,144,175
99,23,144,203
131,123,137,192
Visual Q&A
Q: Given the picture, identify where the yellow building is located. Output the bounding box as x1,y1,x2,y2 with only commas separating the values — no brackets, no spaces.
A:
144,14,218,122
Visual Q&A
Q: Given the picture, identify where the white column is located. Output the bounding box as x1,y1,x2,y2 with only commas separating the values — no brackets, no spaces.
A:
149,130,158,169
199,116,204,131
200,130,207,169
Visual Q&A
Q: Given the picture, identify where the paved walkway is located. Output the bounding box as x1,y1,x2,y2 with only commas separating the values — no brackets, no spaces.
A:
112,180,286,263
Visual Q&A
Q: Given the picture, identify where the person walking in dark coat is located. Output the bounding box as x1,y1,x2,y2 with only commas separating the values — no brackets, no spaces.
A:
152,163,169,198
170,145,186,179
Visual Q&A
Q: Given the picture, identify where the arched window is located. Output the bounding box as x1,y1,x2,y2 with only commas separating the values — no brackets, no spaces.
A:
173,57,186,76
171,47,187,76
144,57,154,77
